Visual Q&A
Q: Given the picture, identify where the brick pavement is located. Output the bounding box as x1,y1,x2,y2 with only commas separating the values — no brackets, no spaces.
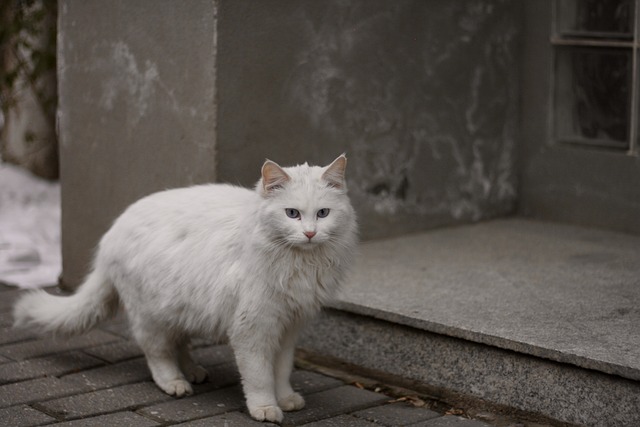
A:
0,284,497,426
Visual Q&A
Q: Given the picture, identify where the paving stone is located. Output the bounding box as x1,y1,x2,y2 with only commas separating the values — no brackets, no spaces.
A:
83,340,144,363
291,370,344,395
0,377,89,408
0,330,121,361
413,415,491,427
37,381,171,420
0,326,37,345
62,357,151,390
352,402,440,426
0,351,104,385
83,342,234,367
178,410,278,426
50,410,161,426
0,312,15,327
138,385,244,422
0,289,22,312
301,414,380,426
282,385,389,426
0,404,56,426
202,360,242,388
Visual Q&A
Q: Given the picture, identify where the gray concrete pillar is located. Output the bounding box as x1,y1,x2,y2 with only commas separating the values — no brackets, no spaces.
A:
58,0,218,288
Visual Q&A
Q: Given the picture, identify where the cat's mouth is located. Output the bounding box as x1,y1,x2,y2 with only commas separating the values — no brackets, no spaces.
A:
293,239,321,250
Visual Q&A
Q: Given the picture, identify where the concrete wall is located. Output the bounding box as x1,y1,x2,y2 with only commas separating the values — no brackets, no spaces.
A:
58,0,520,286
58,0,218,288
216,0,521,239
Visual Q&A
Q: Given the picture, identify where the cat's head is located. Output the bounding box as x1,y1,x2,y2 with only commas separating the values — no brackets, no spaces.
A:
256,154,357,250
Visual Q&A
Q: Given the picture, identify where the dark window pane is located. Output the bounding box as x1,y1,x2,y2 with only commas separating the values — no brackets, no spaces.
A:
555,48,631,149
557,0,634,39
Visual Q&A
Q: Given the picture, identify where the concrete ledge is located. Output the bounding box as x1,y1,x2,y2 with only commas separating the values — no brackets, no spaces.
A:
300,309,640,427
299,219,640,425
331,219,640,381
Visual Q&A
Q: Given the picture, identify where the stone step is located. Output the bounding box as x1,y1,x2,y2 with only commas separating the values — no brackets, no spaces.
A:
300,219,640,427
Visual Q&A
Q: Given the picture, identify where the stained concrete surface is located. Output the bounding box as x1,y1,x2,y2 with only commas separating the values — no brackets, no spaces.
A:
58,0,521,289
213,0,521,239
332,219,640,381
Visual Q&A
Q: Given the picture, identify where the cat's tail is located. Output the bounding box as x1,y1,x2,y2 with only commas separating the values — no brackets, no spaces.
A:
13,268,119,337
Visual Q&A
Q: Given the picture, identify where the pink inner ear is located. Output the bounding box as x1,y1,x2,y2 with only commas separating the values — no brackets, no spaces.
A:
262,161,290,192
324,177,343,189
322,156,347,188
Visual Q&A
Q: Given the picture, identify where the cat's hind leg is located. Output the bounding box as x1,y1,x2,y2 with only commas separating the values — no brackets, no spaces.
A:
132,323,193,397
177,339,209,384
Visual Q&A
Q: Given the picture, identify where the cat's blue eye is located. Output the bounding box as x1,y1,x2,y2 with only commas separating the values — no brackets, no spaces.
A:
285,208,301,219
317,208,330,218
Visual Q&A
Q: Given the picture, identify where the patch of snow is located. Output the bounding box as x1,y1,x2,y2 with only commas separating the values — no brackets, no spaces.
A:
0,161,61,288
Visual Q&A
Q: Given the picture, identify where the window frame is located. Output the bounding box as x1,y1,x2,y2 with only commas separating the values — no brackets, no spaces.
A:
551,0,639,156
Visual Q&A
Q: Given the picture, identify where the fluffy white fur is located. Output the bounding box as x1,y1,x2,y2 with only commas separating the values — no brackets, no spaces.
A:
14,155,357,423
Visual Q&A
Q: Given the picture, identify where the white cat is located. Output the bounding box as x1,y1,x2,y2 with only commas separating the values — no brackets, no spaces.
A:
14,154,357,423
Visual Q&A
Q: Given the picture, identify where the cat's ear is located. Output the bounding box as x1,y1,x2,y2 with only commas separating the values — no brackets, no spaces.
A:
261,159,291,194
322,154,348,190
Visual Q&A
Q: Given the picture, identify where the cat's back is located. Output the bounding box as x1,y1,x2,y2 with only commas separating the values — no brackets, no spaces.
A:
103,183,257,247
126,183,254,218
131,183,255,216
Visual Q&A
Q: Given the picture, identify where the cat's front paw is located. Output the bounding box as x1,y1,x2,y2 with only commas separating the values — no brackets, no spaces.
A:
278,392,305,412
249,405,283,423
160,379,193,397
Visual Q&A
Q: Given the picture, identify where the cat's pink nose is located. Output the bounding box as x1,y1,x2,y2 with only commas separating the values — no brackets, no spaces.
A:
304,231,316,239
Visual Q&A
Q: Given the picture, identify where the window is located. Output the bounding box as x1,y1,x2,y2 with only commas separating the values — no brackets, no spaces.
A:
552,0,639,155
